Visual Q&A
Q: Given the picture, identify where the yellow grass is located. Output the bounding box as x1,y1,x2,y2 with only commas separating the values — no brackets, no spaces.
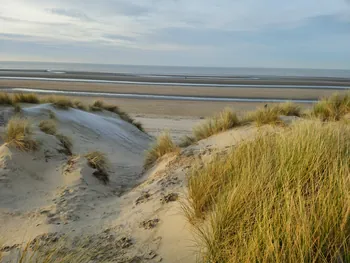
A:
312,93,350,121
192,108,240,141
39,120,57,135
4,117,37,151
72,100,88,111
274,101,301,116
178,135,196,147
185,120,350,262
84,151,109,183
245,106,283,126
0,92,14,105
144,132,179,168
55,134,73,155
44,96,73,109
13,93,40,104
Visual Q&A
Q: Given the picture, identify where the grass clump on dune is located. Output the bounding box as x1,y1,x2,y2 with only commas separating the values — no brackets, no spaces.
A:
185,120,350,262
274,101,301,116
85,151,109,184
44,96,74,109
0,92,14,105
39,120,57,135
55,134,73,156
178,135,196,147
245,106,283,126
73,100,88,111
13,93,40,104
4,117,37,151
193,108,240,141
312,93,350,121
90,100,145,132
144,132,179,168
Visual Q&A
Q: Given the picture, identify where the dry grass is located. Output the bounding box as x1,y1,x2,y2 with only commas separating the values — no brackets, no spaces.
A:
48,110,56,120
14,104,22,114
178,135,196,147
13,93,40,104
44,96,74,109
85,151,109,184
274,101,302,116
192,108,240,141
72,100,88,111
0,92,14,105
185,120,350,262
312,93,350,121
55,134,73,156
39,120,57,135
4,117,37,151
245,106,283,126
144,132,179,168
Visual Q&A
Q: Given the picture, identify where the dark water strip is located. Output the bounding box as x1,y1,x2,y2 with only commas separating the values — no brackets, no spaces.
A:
2,87,317,103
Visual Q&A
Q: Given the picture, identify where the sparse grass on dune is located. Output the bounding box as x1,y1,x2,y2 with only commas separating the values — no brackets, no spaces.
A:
85,151,109,183
274,101,302,116
14,104,22,114
55,134,73,156
192,108,240,141
144,132,179,168
72,100,88,111
312,93,350,121
185,120,350,262
89,99,145,132
178,135,196,147
244,106,283,126
39,120,57,135
44,96,74,110
4,117,37,151
13,93,40,104
0,92,14,105
48,110,56,120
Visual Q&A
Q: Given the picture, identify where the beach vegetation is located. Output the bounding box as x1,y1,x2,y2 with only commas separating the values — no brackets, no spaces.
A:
4,117,37,151
312,93,350,121
85,151,109,183
0,92,14,105
192,108,240,141
13,93,40,104
39,120,57,135
144,132,179,168
184,120,350,262
55,134,73,156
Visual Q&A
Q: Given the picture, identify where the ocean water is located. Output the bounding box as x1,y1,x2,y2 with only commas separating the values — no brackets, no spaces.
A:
1,61,350,78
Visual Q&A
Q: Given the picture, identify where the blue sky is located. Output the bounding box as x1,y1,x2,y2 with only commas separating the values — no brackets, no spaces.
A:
1,0,350,69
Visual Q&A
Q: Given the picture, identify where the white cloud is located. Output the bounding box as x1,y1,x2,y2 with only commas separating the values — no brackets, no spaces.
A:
0,0,349,51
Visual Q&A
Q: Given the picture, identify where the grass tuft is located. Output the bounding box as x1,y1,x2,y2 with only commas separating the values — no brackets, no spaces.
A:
178,135,196,147
14,104,22,114
85,151,109,184
185,120,350,262
312,93,350,121
193,108,240,141
13,93,40,104
4,117,37,151
144,132,179,168
44,96,73,109
55,134,73,156
39,120,57,135
275,101,302,116
48,110,56,120
0,92,14,105
73,100,88,111
245,106,283,126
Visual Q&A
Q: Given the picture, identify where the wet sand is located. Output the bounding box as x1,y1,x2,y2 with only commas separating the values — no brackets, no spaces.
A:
0,78,348,116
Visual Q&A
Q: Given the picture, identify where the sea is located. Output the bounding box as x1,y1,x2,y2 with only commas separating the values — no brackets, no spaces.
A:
1,61,350,78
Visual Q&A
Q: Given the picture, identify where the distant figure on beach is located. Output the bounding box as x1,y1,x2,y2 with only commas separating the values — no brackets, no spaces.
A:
264,104,268,109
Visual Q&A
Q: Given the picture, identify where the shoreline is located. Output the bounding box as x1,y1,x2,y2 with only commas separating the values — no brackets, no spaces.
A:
1,70,350,87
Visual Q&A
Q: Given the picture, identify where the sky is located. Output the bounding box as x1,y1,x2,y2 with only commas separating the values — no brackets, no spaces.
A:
0,0,350,69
